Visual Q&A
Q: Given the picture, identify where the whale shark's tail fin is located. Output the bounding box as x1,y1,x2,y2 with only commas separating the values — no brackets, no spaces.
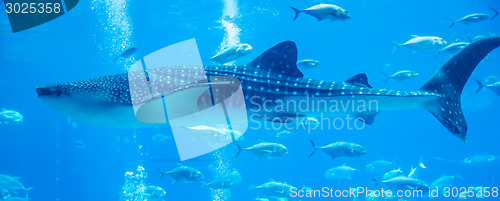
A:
419,36,500,141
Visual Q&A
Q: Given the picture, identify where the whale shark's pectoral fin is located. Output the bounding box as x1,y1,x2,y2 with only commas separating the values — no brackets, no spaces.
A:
345,73,373,88
355,113,378,125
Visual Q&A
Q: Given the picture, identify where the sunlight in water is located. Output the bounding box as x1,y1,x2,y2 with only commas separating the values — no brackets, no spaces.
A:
217,0,241,53
120,166,146,201
223,0,238,19
90,0,135,69
219,19,241,50
211,0,241,200
210,150,232,201
119,129,166,201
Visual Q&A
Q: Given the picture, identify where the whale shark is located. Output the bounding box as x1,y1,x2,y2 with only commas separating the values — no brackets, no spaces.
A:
36,36,500,141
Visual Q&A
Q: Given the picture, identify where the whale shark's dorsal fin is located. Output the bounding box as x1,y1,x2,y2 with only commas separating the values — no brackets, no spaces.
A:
345,73,373,88
246,41,304,78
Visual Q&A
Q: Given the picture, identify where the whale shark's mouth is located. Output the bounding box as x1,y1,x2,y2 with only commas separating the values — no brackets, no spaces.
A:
36,85,65,97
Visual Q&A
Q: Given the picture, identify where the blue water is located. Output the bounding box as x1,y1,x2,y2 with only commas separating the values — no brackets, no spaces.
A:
1,0,500,200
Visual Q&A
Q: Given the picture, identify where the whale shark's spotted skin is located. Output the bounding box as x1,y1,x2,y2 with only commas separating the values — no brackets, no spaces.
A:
37,37,500,141
36,66,438,105
207,65,439,98
37,74,133,104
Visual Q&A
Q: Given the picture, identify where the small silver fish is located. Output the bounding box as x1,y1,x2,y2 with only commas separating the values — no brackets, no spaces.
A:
206,177,234,189
152,134,171,143
276,130,292,139
393,35,447,53
365,160,394,173
255,197,269,201
210,44,252,64
438,42,469,55
434,154,497,165
431,175,464,189
324,165,356,180
374,176,429,193
382,168,404,180
0,174,31,199
449,8,499,28
383,70,419,82
159,164,204,183
253,179,293,199
205,169,241,189
182,125,243,143
290,3,350,21
73,140,86,149
463,154,497,164
236,142,288,159
309,140,367,159
297,59,321,69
